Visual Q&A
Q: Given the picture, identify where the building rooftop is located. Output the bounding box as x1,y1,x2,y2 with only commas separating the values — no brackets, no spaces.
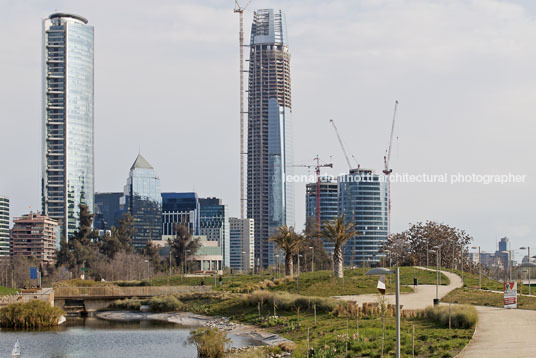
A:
130,154,154,170
49,13,88,24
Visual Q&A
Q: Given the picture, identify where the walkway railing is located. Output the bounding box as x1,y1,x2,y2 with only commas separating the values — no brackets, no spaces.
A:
54,285,211,298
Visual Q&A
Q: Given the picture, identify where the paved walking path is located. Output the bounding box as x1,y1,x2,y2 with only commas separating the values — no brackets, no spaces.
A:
334,267,463,310
457,306,536,357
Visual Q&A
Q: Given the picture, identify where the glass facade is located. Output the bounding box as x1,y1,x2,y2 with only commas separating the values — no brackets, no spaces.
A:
41,13,94,239
338,169,389,266
248,9,293,268
162,192,200,236
0,196,9,257
199,198,230,268
121,154,162,249
305,179,339,254
94,192,123,230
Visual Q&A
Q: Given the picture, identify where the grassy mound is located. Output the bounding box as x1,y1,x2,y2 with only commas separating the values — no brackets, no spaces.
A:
110,295,184,312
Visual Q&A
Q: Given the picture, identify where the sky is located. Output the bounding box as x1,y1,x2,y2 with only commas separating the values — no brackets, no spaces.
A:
0,0,534,259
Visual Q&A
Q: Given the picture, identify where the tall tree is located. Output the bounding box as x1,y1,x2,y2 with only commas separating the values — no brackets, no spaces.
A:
382,221,473,268
101,213,135,258
320,215,357,278
169,224,200,272
269,226,304,277
300,217,332,271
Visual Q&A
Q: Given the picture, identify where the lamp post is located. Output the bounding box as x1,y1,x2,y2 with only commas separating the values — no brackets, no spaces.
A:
433,245,443,286
500,250,513,282
366,267,400,358
460,246,464,284
144,259,150,279
275,254,280,279
429,249,439,303
471,246,481,289
520,247,531,295
385,250,391,269
309,246,314,273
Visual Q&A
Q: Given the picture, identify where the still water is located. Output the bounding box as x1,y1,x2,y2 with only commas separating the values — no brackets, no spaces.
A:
0,318,259,357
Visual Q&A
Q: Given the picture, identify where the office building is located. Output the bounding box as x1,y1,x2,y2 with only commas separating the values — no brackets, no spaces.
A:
305,179,339,253
94,192,122,230
199,198,230,267
10,213,59,264
0,196,9,257
162,192,200,237
41,13,94,239
189,238,223,275
229,217,255,272
247,9,294,268
338,168,389,266
121,154,162,249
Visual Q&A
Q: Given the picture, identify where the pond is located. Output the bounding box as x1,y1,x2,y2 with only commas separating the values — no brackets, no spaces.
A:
0,317,259,357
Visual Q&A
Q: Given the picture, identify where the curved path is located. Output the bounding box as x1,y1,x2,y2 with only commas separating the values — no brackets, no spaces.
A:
457,305,536,357
334,267,463,310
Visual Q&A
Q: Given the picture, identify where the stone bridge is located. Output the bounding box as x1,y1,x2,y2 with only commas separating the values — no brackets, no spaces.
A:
54,285,211,315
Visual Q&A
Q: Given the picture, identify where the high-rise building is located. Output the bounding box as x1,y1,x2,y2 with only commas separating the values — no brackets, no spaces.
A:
305,179,339,253
41,13,94,239
121,154,162,249
229,217,255,272
247,9,294,268
0,196,9,257
162,192,200,237
94,192,123,230
199,198,230,268
338,168,389,266
10,213,59,264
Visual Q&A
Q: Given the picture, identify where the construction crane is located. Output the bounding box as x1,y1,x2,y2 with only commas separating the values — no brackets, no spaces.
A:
383,100,399,175
313,155,333,236
383,100,399,238
234,0,253,219
330,119,353,170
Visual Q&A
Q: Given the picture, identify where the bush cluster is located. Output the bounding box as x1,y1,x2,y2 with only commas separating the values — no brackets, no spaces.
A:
115,280,152,287
187,327,230,358
422,304,477,329
110,295,184,312
0,300,65,328
242,290,336,312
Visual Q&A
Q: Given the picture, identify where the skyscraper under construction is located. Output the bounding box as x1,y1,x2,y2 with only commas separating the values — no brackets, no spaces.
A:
247,9,294,268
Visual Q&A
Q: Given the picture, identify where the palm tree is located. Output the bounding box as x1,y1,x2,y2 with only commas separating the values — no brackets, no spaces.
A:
320,215,357,278
269,226,303,277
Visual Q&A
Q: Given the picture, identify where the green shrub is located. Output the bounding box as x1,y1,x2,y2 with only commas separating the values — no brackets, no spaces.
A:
110,297,143,311
147,295,184,312
423,304,477,329
187,327,230,357
0,300,65,328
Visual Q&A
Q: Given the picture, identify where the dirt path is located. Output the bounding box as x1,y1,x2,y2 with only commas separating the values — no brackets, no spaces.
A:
334,267,463,310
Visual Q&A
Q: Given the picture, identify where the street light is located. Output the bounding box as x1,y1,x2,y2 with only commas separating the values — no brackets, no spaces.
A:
385,250,392,269
429,249,439,303
366,267,400,358
433,245,443,286
309,246,314,273
471,246,481,289
275,254,280,279
297,253,303,293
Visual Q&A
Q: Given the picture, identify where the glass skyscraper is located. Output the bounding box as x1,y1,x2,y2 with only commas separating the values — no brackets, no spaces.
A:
338,169,389,266
199,198,230,268
162,192,200,236
0,196,9,257
305,179,339,254
41,13,94,239
248,9,294,268
94,192,123,230
121,154,162,249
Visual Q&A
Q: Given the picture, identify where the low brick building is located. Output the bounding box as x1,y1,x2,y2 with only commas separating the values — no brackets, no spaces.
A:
10,212,59,264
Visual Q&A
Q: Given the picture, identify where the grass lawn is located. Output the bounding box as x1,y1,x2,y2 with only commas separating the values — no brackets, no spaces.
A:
173,292,473,357
147,267,449,297
0,286,17,296
442,287,536,309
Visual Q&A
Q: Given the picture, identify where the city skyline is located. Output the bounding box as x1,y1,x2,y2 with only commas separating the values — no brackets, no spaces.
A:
0,0,533,256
